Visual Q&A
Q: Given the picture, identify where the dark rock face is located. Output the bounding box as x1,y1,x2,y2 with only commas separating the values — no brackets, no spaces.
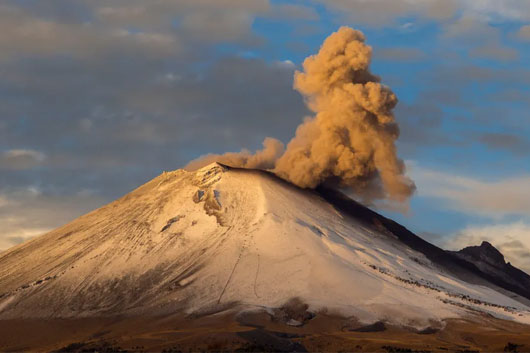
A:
452,242,530,301
458,241,506,267
316,186,530,302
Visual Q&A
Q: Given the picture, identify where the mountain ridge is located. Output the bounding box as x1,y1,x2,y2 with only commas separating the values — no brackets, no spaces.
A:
0,163,529,328
450,241,530,302
316,186,530,303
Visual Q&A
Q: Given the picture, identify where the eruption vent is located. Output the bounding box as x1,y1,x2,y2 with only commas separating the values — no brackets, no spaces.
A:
186,27,415,203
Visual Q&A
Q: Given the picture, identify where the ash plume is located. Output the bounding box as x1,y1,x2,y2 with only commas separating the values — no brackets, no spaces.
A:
185,27,415,203
185,137,284,171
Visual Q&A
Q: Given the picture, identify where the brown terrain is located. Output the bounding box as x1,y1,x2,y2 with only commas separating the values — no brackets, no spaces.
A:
1,303,530,352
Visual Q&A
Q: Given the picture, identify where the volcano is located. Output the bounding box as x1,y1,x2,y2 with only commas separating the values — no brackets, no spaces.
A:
1,163,530,351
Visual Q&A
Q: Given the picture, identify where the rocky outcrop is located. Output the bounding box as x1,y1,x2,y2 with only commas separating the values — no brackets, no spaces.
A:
451,241,530,300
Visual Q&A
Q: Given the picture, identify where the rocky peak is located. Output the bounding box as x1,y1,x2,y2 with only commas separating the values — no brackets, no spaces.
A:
458,241,506,268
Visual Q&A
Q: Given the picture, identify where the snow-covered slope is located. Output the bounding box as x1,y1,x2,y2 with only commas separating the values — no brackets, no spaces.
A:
0,163,529,327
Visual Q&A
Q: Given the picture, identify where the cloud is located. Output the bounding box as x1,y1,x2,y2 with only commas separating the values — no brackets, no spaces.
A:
430,66,527,85
0,0,307,170
442,16,518,61
0,0,283,62
477,132,529,155
0,0,528,254
0,187,105,251
0,195,7,208
97,0,269,30
124,56,307,145
177,10,261,43
443,16,497,39
311,0,530,26
442,221,530,274
516,25,530,41
93,0,307,44
0,51,308,244
469,43,518,61
0,4,180,61
459,0,530,22
375,47,426,61
412,63,530,143
393,95,454,155
0,149,46,170
314,0,456,26
409,162,530,218
0,0,311,254
311,0,530,27
265,4,319,21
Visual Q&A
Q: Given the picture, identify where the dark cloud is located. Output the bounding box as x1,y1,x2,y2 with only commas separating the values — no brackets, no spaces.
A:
393,94,454,154
469,44,518,62
1,0,530,251
389,54,529,157
396,103,442,146
0,0,315,251
0,149,45,170
0,52,307,247
477,133,529,155
0,54,307,191
415,64,530,132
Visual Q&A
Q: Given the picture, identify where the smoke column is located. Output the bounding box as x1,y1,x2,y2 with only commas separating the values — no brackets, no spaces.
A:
185,27,415,203
184,137,284,171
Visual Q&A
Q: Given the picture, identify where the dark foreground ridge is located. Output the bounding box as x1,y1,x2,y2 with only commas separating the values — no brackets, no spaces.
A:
316,186,530,302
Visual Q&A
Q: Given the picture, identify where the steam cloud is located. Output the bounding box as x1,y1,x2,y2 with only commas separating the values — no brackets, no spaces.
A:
185,27,415,202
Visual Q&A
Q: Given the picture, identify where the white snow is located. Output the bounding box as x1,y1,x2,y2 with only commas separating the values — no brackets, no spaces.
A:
0,162,529,326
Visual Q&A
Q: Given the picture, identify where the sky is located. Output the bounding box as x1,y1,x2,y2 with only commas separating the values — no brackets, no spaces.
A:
1,0,530,272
